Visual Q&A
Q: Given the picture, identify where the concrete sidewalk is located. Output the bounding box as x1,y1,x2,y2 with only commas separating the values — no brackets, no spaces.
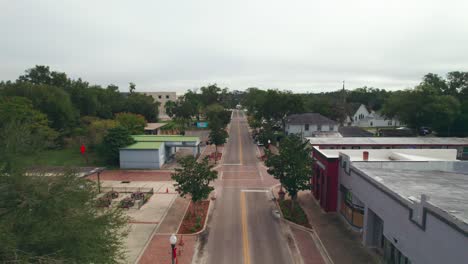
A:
296,191,380,264
139,234,197,264
156,197,190,234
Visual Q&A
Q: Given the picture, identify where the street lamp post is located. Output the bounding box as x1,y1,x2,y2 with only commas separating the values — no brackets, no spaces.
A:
169,234,177,264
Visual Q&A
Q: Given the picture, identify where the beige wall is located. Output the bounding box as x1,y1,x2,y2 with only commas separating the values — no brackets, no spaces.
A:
141,92,177,119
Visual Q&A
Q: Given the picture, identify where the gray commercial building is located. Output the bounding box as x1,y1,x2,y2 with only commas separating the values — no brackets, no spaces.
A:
338,159,468,264
119,135,200,169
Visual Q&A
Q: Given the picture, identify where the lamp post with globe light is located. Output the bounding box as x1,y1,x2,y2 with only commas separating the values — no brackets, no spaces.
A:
169,234,177,264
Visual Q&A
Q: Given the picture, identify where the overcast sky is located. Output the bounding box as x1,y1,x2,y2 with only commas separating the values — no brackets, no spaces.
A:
1,0,468,93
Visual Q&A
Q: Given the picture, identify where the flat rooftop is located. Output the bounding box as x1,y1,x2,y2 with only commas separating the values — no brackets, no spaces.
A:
314,147,457,161
306,137,468,146
132,135,200,142
353,161,468,233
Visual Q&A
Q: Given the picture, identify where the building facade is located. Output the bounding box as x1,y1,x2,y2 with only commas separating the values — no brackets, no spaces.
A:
141,92,177,120
310,148,457,213
349,104,402,128
285,113,339,137
337,161,468,264
306,137,468,159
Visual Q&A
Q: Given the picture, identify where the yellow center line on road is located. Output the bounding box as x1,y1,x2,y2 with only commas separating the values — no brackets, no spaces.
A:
238,118,243,164
240,191,251,264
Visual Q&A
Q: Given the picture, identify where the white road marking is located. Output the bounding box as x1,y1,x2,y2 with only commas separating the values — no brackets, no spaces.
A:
241,189,269,193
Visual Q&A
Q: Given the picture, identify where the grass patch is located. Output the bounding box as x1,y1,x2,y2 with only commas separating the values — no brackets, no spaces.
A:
279,199,311,228
21,147,106,168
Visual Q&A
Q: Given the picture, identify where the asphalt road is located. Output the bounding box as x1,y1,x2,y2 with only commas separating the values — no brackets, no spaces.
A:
203,110,293,264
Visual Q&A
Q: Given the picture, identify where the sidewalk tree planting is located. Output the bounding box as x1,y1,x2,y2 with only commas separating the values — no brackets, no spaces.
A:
265,134,313,210
171,156,218,215
208,126,228,164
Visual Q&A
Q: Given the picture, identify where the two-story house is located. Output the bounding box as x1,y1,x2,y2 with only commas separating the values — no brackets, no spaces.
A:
285,113,339,137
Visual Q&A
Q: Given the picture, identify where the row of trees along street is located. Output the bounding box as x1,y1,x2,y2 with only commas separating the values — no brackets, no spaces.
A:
242,71,468,138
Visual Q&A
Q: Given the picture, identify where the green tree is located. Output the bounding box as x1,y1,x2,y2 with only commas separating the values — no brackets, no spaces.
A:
1,82,78,131
125,93,159,122
171,156,218,215
382,88,460,135
0,170,128,263
200,84,221,107
265,134,313,209
86,119,119,147
0,97,58,171
208,126,228,164
165,100,177,118
99,126,135,165
115,112,147,134
129,82,136,93
17,65,69,87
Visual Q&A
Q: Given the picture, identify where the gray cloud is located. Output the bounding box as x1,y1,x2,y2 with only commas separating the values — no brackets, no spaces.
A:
1,0,467,93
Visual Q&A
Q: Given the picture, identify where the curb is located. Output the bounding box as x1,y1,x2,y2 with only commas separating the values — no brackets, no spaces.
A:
134,194,178,263
269,185,334,264
169,198,214,237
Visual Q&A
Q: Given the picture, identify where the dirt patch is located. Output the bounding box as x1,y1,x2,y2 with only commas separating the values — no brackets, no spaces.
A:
178,201,210,234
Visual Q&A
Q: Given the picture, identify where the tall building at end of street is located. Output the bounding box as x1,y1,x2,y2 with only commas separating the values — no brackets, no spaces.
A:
141,92,177,120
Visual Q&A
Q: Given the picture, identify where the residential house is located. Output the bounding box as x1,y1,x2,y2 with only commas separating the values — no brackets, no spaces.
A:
285,113,339,138
348,104,402,127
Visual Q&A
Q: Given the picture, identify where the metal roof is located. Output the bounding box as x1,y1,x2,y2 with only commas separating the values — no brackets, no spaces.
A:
132,135,200,142
144,123,167,130
121,141,163,150
286,113,338,125
306,137,468,146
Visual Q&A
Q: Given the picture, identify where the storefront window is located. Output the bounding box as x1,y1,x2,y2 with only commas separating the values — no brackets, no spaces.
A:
340,186,364,228
383,237,411,264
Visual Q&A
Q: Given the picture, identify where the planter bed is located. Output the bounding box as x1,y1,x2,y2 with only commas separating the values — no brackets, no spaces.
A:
178,200,210,234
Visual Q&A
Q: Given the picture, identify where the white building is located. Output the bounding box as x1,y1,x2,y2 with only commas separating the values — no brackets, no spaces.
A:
285,113,340,137
141,92,177,120
338,160,468,264
349,104,402,128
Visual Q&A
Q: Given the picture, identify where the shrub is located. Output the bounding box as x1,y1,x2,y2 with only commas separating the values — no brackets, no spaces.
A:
118,197,135,208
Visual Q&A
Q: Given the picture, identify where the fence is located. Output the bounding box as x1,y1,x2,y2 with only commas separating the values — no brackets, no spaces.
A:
101,186,154,194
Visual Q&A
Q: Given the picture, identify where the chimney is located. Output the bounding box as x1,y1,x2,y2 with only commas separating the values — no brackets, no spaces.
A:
363,151,369,161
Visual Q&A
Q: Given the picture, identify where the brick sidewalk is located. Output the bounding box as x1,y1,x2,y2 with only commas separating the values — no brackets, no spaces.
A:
297,191,380,264
290,226,325,264
139,234,196,264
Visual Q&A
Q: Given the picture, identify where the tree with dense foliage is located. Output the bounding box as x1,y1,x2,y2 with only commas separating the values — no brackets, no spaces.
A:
115,112,147,135
0,96,58,171
265,134,313,208
1,82,78,131
124,93,160,122
208,126,228,164
382,73,463,136
85,119,119,147
99,126,135,165
165,100,177,118
171,156,218,213
0,170,128,263
200,84,222,107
